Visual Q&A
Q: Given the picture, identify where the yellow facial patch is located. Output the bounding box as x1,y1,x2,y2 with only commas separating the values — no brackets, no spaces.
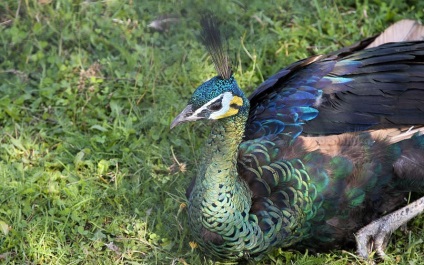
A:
214,96,243,119
230,96,243,107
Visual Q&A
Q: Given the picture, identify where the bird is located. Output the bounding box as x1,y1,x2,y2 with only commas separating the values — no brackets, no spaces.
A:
170,17,424,262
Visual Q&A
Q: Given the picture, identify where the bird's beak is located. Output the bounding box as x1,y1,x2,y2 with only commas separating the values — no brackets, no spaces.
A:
170,104,194,129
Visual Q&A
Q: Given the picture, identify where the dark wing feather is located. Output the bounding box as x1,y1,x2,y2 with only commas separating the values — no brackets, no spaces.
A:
245,39,424,138
305,41,424,134
245,37,374,140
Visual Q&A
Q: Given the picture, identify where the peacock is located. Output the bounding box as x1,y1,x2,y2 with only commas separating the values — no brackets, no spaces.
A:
170,17,424,261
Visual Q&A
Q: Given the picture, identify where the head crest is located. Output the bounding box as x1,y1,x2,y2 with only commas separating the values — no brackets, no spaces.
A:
200,15,231,79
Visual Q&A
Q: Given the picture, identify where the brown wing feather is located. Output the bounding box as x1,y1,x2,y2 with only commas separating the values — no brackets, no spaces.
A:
300,126,424,157
366,19,424,48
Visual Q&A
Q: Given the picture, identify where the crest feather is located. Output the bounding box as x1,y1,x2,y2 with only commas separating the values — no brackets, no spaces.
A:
200,15,231,79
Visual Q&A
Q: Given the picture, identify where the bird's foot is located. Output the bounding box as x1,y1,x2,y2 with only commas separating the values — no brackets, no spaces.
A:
355,196,424,260
355,217,391,261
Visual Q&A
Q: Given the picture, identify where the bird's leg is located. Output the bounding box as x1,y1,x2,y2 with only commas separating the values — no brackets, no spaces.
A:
355,196,424,260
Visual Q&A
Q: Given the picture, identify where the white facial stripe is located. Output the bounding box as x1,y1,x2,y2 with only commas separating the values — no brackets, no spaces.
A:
192,92,234,119
209,92,233,119
192,93,223,117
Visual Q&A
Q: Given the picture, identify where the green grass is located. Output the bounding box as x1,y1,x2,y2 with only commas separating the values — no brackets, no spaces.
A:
1,0,424,264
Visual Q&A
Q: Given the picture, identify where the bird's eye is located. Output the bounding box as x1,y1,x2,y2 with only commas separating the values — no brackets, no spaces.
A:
209,101,222,111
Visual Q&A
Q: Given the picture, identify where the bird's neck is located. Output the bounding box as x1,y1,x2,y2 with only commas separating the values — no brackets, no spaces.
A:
201,112,247,187
188,110,266,258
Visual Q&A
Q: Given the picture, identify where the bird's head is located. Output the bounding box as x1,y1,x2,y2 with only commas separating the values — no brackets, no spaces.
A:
170,75,248,129
170,15,248,129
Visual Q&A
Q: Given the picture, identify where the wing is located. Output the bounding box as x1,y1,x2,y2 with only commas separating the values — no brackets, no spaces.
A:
245,23,424,140
304,41,424,134
244,36,376,140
